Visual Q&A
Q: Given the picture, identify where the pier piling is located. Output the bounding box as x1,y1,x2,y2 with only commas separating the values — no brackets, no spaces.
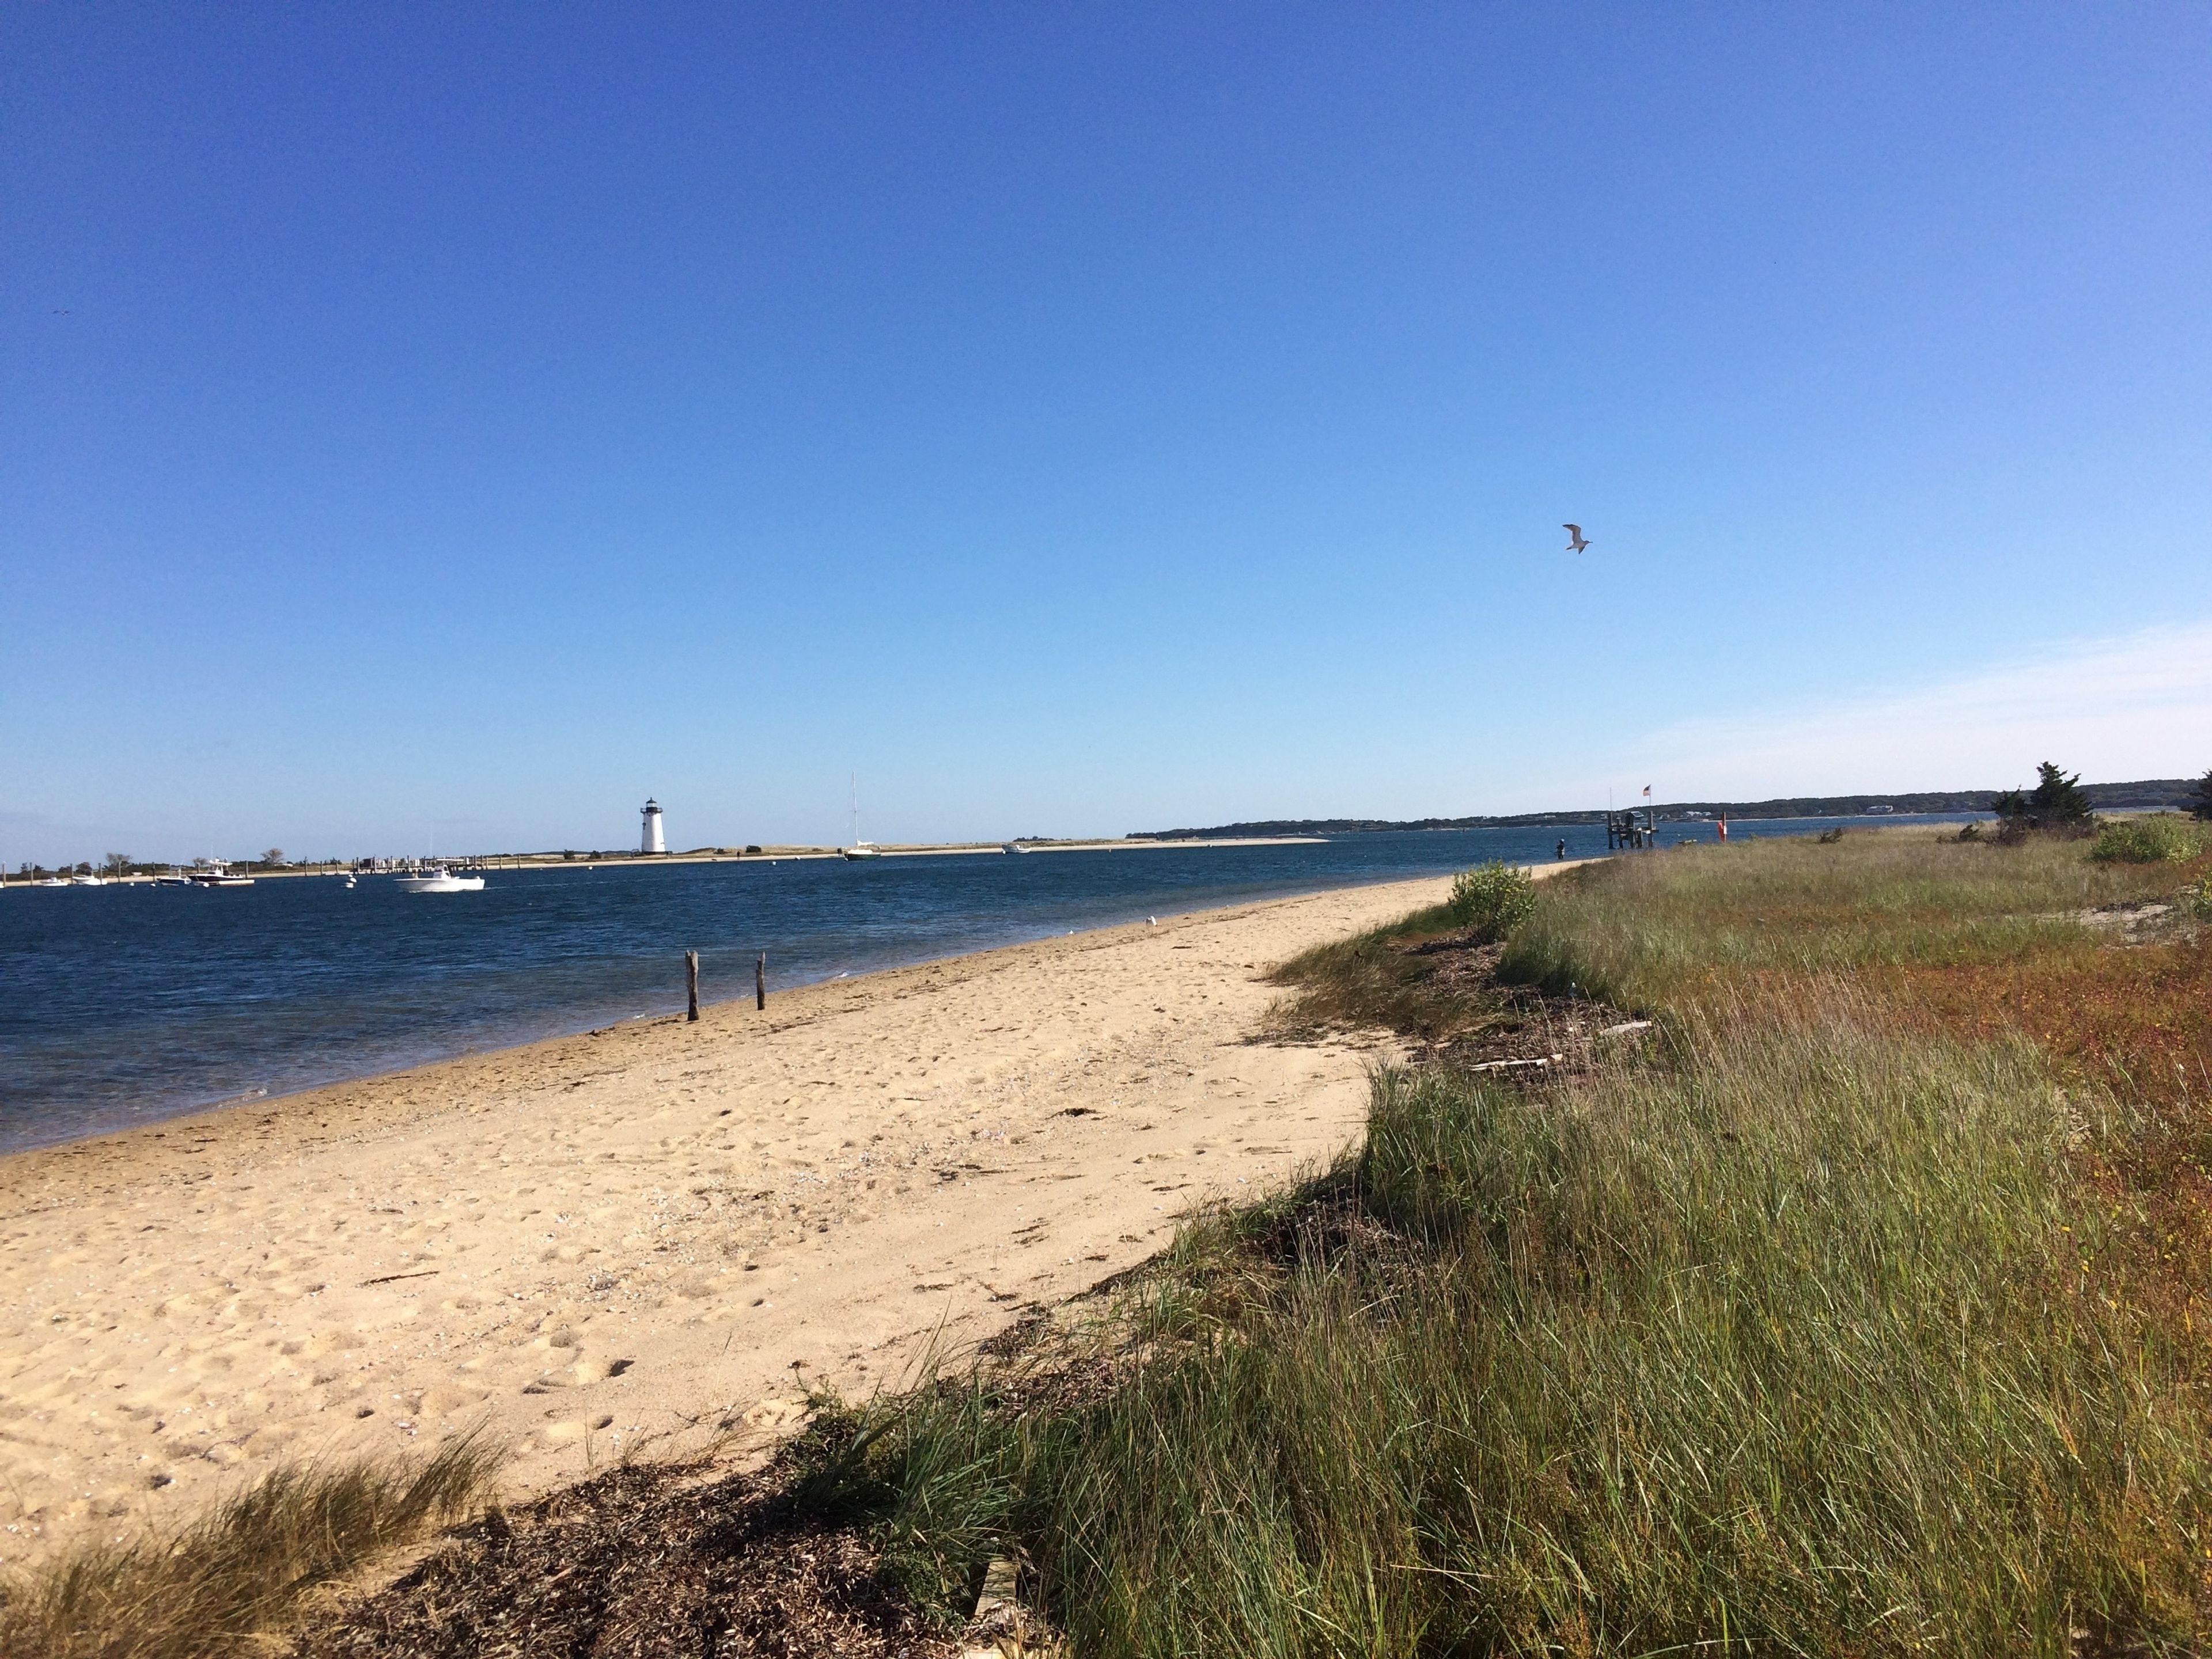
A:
756,952,766,1010
686,950,700,1021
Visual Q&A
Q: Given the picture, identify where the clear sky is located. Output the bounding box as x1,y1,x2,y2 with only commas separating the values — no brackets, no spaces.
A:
5,5,2209,862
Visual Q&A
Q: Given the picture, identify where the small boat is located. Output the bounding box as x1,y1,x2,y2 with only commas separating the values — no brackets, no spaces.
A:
841,774,883,860
153,869,193,887
395,863,485,893
71,873,106,887
1002,842,1029,854
189,868,255,888
36,876,69,887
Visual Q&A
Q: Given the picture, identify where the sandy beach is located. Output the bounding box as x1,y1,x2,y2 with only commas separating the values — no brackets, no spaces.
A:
0,874,1454,1566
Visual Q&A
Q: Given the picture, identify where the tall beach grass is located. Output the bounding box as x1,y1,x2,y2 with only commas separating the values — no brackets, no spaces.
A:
801,997,2209,1653
1500,826,2204,1013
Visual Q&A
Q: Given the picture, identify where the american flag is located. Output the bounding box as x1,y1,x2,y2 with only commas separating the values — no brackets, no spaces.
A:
1642,785,1652,798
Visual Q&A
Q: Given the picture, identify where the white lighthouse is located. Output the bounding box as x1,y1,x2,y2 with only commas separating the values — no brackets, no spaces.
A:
639,798,666,855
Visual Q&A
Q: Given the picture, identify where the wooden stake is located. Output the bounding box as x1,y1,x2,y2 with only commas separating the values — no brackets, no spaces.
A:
756,952,767,1011
686,950,700,1022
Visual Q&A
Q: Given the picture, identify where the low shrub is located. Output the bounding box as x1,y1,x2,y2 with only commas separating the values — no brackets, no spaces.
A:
2090,814,2204,865
1445,861,1536,940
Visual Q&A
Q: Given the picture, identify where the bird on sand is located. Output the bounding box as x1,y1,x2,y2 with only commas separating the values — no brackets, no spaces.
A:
1563,524,1590,554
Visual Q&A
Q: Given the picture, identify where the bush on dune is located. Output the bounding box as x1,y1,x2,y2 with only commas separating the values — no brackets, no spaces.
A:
2090,813,2206,864
1445,859,1537,938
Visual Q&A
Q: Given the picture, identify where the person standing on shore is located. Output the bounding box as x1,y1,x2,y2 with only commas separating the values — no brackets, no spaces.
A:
1555,838,1566,860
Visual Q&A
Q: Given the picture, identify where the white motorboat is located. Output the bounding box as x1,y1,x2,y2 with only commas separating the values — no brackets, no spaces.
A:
36,876,69,887
1002,842,1029,854
71,873,106,886
189,868,255,887
153,869,193,887
396,863,484,893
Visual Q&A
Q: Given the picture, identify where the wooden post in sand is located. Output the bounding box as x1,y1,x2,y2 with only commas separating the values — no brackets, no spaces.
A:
686,950,700,1022
755,952,767,1010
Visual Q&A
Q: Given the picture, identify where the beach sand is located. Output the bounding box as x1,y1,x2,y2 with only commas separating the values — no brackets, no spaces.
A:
0,873,1453,1566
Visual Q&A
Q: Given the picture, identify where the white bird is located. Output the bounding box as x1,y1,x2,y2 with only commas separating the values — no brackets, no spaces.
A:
1563,524,1590,554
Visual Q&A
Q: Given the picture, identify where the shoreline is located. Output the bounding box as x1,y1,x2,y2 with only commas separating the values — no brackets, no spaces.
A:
2,853,1472,1161
0,873,1465,1567
0,835,1333,888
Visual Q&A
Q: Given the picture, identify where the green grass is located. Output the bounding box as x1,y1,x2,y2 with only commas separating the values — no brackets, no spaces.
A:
783,832,2212,1654
794,1003,2207,1653
1499,827,2198,1013
0,1434,501,1659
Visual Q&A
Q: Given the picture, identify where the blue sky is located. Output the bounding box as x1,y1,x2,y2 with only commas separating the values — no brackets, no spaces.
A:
5,5,2209,861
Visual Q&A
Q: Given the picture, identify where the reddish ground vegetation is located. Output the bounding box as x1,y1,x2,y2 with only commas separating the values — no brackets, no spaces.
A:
1872,933,2212,1375
1877,935,2212,1112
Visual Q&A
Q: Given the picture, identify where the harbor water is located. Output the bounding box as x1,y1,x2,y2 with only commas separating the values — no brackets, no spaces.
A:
1,817,1972,1152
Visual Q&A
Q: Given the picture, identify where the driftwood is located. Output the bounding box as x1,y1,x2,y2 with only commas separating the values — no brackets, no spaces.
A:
960,1554,1063,1657
1467,1053,1566,1073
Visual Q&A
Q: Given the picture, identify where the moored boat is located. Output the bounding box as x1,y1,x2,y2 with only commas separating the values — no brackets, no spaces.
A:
395,863,485,893
842,774,884,860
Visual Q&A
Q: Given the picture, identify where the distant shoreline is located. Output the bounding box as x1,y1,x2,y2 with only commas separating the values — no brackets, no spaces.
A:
1130,777,2195,840
2,835,1331,887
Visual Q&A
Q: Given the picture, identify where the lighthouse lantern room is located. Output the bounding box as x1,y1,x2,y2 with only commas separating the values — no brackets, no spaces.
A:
640,798,666,855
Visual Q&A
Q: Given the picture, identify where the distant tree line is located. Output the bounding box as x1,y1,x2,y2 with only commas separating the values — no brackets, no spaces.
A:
1130,777,2204,841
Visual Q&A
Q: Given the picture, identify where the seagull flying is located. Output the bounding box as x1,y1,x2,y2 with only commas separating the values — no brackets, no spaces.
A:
1563,524,1590,554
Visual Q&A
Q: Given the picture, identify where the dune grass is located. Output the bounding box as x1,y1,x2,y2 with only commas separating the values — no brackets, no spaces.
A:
783,828,2212,1654
1499,825,2206,1013
0,1434,501,1659
797,1006,2207,1653
1262,899,1475,1042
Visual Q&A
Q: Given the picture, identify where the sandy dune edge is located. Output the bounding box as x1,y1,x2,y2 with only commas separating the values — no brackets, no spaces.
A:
0,874,1452,1566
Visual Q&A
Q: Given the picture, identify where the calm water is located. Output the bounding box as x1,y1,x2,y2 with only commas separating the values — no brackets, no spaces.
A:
0,817,1971,1152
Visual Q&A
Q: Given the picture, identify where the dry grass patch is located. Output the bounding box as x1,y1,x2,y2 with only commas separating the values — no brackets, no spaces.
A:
0,1435,499,1659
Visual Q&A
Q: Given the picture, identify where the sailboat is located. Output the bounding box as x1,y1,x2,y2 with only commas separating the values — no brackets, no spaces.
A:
841,774,882,861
